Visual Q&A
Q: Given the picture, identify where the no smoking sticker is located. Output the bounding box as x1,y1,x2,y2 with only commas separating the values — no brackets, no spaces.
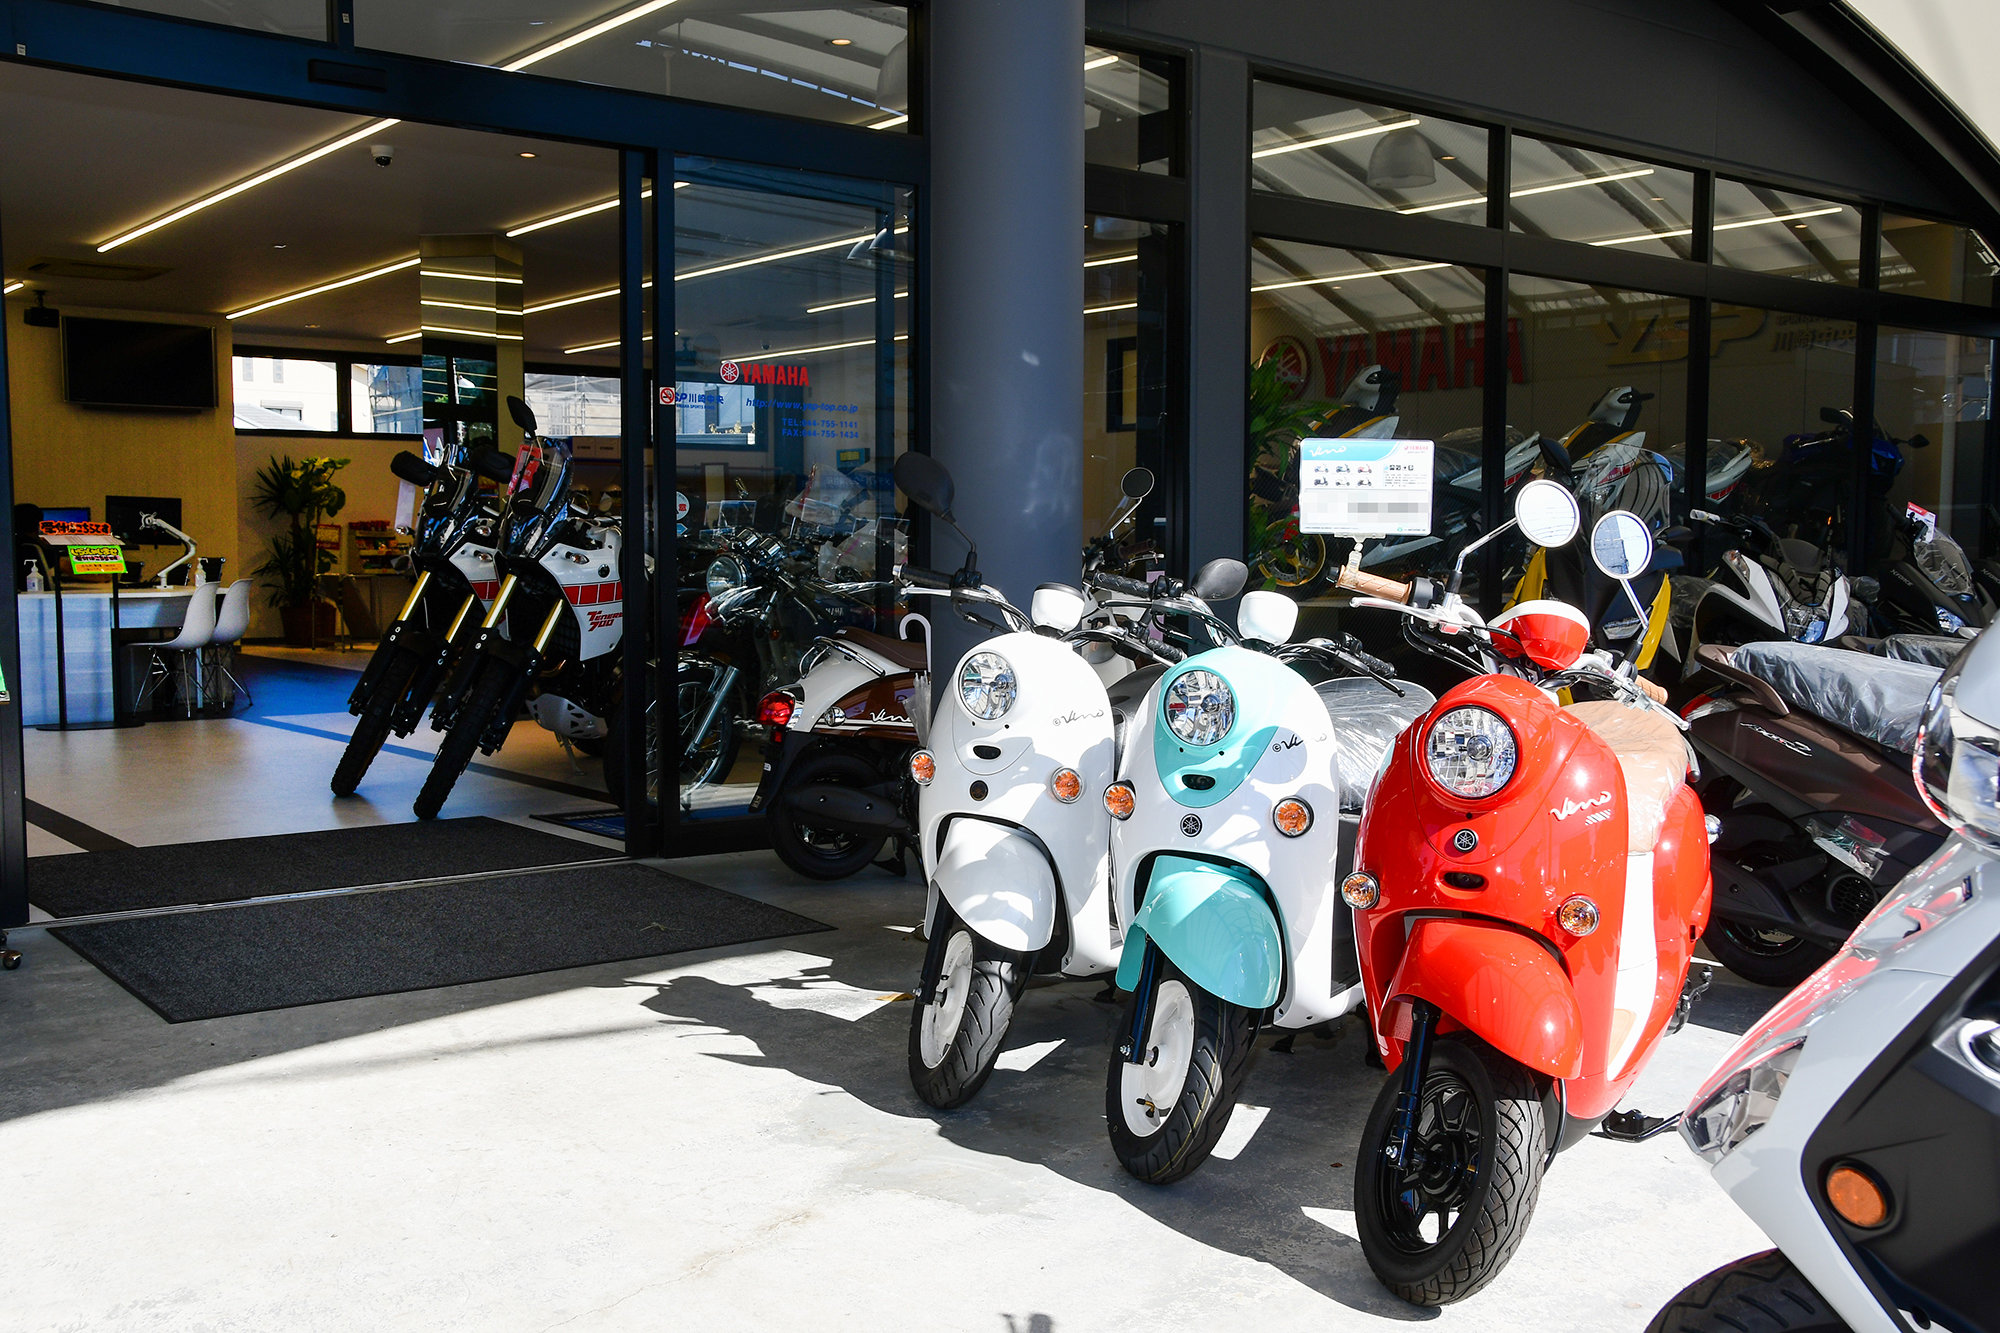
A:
659,386,676,406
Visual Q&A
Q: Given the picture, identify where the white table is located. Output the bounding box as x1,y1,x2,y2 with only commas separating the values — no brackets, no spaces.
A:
17,585,210,725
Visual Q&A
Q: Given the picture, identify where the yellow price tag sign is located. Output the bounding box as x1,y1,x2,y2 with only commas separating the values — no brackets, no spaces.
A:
67,543,127,575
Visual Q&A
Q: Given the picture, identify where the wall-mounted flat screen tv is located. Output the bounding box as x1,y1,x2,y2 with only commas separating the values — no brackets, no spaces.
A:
62,317,216,410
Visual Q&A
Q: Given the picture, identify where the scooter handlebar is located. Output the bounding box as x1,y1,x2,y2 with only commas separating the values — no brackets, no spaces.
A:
897,564,954,590
1092,573,1155,599
390,451,439,486
1335,565,1413,604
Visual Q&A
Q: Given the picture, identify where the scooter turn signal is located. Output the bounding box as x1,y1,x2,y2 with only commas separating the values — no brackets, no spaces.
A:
1273,797,1313,837
1341,871,1379,909
1049,767,1083,803
1557,896,1600,936
1104,781,1135,820
909,750,935,786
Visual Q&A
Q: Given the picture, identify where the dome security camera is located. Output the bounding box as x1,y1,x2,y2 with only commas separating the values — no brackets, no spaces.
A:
370,143,395,167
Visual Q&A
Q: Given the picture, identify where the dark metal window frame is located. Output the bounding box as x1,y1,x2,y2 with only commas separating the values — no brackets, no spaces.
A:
0,0,927,928
231,343,422,439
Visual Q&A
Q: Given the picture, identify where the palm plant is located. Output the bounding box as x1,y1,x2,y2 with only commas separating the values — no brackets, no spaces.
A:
249,453,350,616
1246,357,1335,589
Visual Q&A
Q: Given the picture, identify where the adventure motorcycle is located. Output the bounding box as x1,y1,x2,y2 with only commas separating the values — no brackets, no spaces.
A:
416,397,624,819
1099,580,1433,1182
1662,437,1762,517
331,442,513,795
1876,501,1993,638
1679,508,1858,676
1651,633,1998,1333
1681,640,1947,988
1339,493,1713,1305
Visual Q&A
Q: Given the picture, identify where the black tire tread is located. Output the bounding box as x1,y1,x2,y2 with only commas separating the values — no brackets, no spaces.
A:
768,748,889,881
415,664,507,819
331,647,418,797
1705,920,1837,990
1358,1037,1546,1306
1645,1251,1851,1332
907,922,1026,1109
1106,958,1259,1185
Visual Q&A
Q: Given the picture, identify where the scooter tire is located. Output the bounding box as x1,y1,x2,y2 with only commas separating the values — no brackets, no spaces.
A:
768,749,889,881
1104,956,1258,1185
415,664,508,820
331,646,419,797
1645,1250,1850,1332
1703,919,1836,990
908,902,1026,1109
1355,1035,1545,1307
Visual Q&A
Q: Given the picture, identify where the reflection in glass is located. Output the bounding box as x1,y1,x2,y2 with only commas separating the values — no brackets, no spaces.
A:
671,163,912,816
1874,329,1996,594
1251,81,1489,216
1508,136,1696,258
1713,179,1863,285
350,363,423,434
525,371,621,437
233,355,338,429
354,2,911,129
1248,238,1487,591
1881,215,2000,306
1085,217,1171,572
1084,46,1177,174
109,0,326,39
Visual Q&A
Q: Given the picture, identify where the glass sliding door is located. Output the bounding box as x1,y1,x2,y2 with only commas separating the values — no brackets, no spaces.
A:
668,160,913,819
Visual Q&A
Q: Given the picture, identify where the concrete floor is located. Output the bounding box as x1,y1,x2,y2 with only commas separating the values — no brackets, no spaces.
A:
0,846,1778,1332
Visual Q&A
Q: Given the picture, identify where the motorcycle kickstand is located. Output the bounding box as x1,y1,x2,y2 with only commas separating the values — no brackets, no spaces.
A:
1383,999,1439,1171
1666,965,1713,1036
1593,1109,1683,1143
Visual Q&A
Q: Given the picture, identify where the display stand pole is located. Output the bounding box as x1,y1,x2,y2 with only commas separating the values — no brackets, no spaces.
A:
49,570,66,728
106,577,142,730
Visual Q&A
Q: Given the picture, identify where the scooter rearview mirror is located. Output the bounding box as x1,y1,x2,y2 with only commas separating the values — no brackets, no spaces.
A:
1516,478,1581,548
1121,467,1155,501
1191,556,1248,603
1590,510,1654,581
1910,433,1932,450
892,452,955,518
1819,405,1846,425
506,395,537,435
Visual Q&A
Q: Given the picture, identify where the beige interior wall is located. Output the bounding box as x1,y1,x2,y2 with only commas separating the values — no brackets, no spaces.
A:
4,297,238,582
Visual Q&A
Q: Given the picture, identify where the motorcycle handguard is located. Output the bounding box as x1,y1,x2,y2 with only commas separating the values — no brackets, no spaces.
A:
1384,916,1583,1079
1115,856,1282,1009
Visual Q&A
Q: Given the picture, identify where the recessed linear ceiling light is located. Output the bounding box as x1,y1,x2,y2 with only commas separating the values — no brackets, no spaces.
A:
724,332,909,362
1084,252,1137,268
226,256,420,319
1252,260,1451,292
98,1,680,253
423,324,525,342
1083,53,1120,70
1251,116,1421,160
870,113,909,130
421,269,526,284
528,225,908,314
1589,204,1842,249
504,182,689,238
564,333,654,354
421,298,510,314
385,331,422,344
806,290,908,313
1398,166,1656,215
1084,300,1137,315
2,281,21,295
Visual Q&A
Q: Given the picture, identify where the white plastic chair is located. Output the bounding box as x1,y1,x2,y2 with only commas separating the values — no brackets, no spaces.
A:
136,582,218,717
204,579,254,708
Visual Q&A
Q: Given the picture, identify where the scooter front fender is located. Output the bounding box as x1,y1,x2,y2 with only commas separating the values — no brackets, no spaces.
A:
1386,917,1582,1080
934,818,1057,955
1114,857,1281,1009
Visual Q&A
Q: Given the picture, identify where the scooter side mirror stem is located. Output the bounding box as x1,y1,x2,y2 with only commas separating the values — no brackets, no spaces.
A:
1447,517,1519,598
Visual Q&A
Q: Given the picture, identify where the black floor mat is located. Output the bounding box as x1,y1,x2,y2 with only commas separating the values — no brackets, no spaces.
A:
53,862,831,1022
28,817,613,917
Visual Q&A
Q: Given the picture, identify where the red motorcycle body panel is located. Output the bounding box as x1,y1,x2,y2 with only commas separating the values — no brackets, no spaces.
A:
1357,672,1706,1125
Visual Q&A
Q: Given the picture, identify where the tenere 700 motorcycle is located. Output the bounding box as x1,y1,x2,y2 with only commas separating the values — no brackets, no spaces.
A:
416,397,624,819
332,442,514,796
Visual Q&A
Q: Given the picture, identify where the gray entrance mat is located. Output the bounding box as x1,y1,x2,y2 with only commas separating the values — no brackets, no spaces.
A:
28,817,614,917
52,862,831,1023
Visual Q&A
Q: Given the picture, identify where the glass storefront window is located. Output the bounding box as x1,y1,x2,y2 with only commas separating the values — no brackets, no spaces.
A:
1084,46,1177,174
232,355,338,430
1708,304,1857,555
1251,81,1488,217
113,1,326,39
350,362,423,434
1713,179,1864,285
525,371,621,437
354,3,912,130
1880,214,2000,305
1509,136,1697,258
1875,328,1996,584
1248,239,1487,592
671,162,912,817
1084,217,1172,563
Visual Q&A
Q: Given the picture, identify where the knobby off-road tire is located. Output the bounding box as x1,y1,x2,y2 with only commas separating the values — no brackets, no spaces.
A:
331,645,420,796
1105,955,1259,1185
768,748,889,881
414,663,509,820
1646,1250,1852,1332
1356,1035,1546,1307
907,903,1027,1110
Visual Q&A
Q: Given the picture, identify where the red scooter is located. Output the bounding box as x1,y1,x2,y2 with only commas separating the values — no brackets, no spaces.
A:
1335,488,1713,1306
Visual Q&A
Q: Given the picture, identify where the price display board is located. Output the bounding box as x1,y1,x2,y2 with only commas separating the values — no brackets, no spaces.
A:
1297,438,1435,537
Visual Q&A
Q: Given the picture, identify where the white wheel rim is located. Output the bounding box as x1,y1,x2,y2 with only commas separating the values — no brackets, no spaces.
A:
1119,978,1197,1137
918,930,975,1069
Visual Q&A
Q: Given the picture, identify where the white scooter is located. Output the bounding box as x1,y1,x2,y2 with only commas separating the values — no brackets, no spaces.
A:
1654,632,1996,1333
1100,586,1434,1182
1681,508,1855,667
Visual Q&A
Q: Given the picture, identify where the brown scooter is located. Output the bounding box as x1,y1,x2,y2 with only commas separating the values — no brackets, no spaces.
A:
1681,640,1948,987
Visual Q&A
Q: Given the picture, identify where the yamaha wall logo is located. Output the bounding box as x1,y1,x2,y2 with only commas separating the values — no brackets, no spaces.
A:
1180,814,1203,838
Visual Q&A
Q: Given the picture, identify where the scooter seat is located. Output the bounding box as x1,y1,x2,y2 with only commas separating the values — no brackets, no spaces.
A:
832,626,927,673
1730,640,1941,755
1565,701,1691,854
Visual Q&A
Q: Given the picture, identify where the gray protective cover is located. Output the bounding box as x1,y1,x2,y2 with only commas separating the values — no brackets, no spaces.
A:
1732,640,1941,754
1316,675,1438,810
1879,634,1969,668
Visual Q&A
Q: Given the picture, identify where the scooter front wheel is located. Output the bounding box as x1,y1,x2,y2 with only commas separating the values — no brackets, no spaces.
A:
1355,1035,1545,1306
1104,955,1257,1185
1646,1250,1849,1332
1703,919,1835,990
907,903,1026,1109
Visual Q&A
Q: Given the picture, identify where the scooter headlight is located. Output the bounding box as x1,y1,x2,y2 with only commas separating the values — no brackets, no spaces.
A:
1915,651,2000,849
958,652,1017,720
705,553,747,598
1936,604,1967,634
1164,669,1234,746
1682,1039,1803,1165
1425,707,1518,799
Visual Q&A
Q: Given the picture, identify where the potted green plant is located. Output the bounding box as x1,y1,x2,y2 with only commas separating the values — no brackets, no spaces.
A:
1246,356,1335,590
249,453,350,645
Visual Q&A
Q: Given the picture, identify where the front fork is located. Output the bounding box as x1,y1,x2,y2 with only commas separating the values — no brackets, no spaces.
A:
1384,998,1440,1170
1119,941,1160,1066
684,663,739,768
